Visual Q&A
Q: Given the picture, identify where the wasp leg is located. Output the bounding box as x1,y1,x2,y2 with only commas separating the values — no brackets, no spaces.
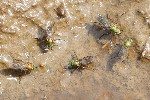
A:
18,76,22,84
50,44,58,50
70,66,79,74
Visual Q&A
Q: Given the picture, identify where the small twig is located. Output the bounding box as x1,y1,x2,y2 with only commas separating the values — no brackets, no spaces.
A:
102,40,111,48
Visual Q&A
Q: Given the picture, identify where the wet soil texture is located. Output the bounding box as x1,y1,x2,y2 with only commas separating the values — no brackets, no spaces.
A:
0,0,150,100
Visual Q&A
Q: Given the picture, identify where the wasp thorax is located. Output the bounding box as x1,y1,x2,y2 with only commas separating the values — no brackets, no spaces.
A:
71,60,79,66
26,63,34,70
110,24,121,34
47,38,53,43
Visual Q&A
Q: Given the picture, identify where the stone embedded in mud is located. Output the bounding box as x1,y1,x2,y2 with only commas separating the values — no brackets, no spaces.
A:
142,37,150,59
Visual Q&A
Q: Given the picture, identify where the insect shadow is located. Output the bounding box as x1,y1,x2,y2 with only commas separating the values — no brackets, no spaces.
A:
0,68,31,77
106,44,126,71
85,23,113,45
85,23,105,39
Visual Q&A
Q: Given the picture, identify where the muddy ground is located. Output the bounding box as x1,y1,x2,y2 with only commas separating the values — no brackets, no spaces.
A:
0,0,150,100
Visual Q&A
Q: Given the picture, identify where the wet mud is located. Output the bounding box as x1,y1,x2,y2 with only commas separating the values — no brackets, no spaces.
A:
0,0,150,100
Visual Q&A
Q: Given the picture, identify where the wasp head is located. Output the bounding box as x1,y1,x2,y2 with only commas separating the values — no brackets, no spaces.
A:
47,38,55,49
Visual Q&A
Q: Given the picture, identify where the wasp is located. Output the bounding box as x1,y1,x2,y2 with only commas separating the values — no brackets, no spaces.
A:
46,32,58,50
0,59,34,81
36,24,58,52
97,15,121,35
45,24,54,49
11,59,34,71
65,52,94,73
95,15,121,48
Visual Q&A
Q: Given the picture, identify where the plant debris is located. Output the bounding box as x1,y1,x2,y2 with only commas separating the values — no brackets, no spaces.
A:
55,3,66,19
